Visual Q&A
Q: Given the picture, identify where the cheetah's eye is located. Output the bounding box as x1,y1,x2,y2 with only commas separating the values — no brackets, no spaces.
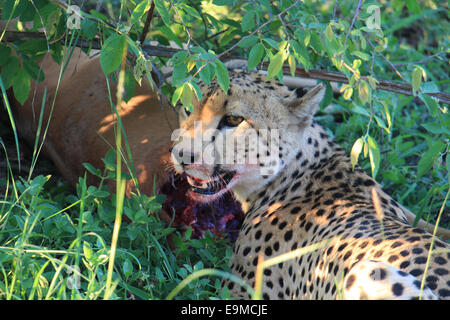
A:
221,115,245,127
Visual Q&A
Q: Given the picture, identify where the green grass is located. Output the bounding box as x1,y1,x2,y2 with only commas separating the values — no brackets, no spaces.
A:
0,169,235,299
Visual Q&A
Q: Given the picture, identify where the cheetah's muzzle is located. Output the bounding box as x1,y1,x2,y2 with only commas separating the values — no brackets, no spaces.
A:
186,170,236,195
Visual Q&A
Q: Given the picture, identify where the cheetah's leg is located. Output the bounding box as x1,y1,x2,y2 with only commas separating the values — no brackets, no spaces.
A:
342,260,438,300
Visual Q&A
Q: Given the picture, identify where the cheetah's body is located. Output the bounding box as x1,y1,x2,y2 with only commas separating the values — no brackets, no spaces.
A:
230,124,449,299
171,68,450,300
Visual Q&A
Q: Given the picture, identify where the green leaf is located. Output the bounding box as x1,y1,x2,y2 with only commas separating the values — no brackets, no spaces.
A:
367,136,381,178
23,59,45,82
241,11,255,32
180,3,201,19
83,163,102,177
123,259,133,277
358,80,370,105
89,9,109,22
191,81,203,101
406,0,421,14
171,63,188,86
262,38,279,50
154,0,170,26
17,39,48,56
83,241,93,260
50,43,64,64
0,56,18,89
266,51,284,80
351,138,364,170
19,0,35,21
374,115,389,133
421,123,447,135
351,51,371,61
325,24,333,40
417,140,446,178
421,82,439,93
100,34,127,75
411,67,423,95
292,40,311,71
160,25,183,48
248,43,265,70
185,226,192,240
12,68,31,105
103,149,117,171
198,62,215,85
351,103,371,117
171,84,184,106
239,35,259,48
131,0,150,25
81,19,98,40
181,82,194,108
124,69,136,102
213,0,233,5
296,29,311,47
309,33,323,54
411,69,422,95
170,50,189,66
0,44,11,67
418,93,438,117
287,55,296,77
319,81,333,109
1,0,22,20
215,60,229,93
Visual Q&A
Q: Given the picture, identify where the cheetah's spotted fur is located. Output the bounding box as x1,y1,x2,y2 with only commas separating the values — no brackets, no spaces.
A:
171,67,450,300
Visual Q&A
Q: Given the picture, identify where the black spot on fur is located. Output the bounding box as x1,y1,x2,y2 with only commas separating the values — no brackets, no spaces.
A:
370,268,387,280
392,283,404,296
284,230,293,242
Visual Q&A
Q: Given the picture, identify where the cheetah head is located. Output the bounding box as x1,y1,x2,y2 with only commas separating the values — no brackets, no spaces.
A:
170,70,325,203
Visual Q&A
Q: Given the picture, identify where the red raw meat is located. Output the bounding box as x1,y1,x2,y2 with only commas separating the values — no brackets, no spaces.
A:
161,174,244,242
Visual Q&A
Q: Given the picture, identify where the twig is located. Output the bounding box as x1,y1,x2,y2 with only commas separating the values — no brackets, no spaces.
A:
201,27,230,44
339,0,362,62
393,52,448,66
139,0,155,44
342,0,363,52
332,0,339,21
275,64,450,105
364,34,408,83
3,30,450,104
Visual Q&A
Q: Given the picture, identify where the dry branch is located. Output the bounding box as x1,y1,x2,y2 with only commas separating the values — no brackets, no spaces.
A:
3,31,450,104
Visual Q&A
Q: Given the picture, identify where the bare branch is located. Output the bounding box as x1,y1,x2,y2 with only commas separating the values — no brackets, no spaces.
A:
364,34,408,83
342,0,363,53
3,30,450,104
393,52,448,66
139,1,156,44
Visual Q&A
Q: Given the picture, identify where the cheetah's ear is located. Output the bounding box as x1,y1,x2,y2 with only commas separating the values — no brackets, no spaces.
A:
287,83,325,127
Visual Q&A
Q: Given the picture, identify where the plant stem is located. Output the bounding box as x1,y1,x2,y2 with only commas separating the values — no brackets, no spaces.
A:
104,40,128,300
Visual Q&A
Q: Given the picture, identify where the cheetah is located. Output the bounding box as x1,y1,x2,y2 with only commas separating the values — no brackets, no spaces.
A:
170,66,450,300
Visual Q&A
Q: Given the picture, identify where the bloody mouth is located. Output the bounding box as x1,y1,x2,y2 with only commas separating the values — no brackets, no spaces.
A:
186,170,236,195
160,173,244,242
